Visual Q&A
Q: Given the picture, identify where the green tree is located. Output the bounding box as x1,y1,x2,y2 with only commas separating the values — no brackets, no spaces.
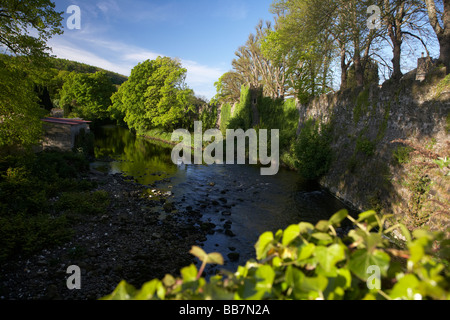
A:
0,56,46,150
213,71,243,105
59,72,116,121
0,0,63,59
0,0,64,152
263,0,335,99
112,57,196,132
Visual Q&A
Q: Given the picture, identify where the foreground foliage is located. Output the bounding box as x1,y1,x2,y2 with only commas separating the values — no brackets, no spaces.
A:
104,210,449,300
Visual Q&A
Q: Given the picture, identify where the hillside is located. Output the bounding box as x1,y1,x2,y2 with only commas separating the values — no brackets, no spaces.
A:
48,57,128,85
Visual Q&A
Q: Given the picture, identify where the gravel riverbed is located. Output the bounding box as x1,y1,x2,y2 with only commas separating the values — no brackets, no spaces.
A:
0,170,211,300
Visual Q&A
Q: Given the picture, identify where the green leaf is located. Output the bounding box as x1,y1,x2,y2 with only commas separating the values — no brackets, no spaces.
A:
412,229,434,241
272,256,283,267
255,231,274,260
389,274,420,300
315,244,346,273
181,264,198,282
239,265,275,300
409,242,425,265
329,209,348,226
190,246,208,261
282,224,301,246
298,243,315,261
189,246,224,265
348,249,390,281
299,275,328,298
311,232,333,242
101,280,136,300
315,220,330,232
298,222,315,234
255,265,275,292
366,233,384,251
163,274,176,288
134,279,164,300
324,269,351,300
207,252,224,265
399,224,412,243
358,210,377,222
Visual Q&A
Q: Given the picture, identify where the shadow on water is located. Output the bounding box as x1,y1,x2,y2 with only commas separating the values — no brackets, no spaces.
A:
91,125,357,275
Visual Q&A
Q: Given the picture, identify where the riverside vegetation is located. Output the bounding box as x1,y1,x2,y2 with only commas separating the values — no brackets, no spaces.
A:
0,0,449,300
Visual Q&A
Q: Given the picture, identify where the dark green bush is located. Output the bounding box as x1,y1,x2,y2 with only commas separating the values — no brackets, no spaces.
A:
0,212,71,261
356,137,376,157
393,146,414,165
55,190,109,219
228,85,252,131
257,97,299,152
294,119,333,180
219,103,232,135
0,151,95,260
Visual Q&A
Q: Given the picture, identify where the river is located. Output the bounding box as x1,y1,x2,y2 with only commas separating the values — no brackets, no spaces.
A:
91,125,357,274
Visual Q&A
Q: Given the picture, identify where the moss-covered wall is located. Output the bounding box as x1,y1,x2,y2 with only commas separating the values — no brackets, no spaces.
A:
298,67,450,237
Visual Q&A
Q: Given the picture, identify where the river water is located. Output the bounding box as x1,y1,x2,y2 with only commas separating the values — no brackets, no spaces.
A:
91,125,356,274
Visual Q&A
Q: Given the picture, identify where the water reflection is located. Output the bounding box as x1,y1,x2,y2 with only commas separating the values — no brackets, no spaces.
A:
92,125,178,185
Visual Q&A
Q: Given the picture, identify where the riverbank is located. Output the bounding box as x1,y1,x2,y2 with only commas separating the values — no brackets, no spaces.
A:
140,128,298,170
0,169,209,300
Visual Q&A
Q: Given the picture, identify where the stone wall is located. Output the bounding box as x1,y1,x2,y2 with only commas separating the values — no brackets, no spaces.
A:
42,122,90,152
298,67,450,235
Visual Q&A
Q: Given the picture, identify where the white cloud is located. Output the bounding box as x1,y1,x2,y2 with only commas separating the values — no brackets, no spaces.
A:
122,51,162,63
182,59,223,86
96,0,120,14
48,40,133,76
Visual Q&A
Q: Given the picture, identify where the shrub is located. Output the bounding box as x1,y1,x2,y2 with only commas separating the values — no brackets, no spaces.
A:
356,137,376,157
393,146,414,165
103,210,450,300
219,103,232,135
228,85,252,131
0,213,71,261
55,190,110,219
258,97,299,152
0,151,95,260
294,119,333,180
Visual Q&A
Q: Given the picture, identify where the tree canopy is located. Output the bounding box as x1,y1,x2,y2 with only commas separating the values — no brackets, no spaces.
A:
0,0,63,60
110,57,196,132
0,0,64,151
59,72,117,121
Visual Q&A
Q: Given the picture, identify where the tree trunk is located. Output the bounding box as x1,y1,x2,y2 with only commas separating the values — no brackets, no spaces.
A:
340,45,348,90
354,51,364,87
391,39,403,79
438,31,450,72
438,2,450,73
385,0,404,80
425,0,449,73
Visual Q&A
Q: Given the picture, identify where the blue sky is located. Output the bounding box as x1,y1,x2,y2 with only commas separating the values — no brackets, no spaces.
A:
49,0,275,99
